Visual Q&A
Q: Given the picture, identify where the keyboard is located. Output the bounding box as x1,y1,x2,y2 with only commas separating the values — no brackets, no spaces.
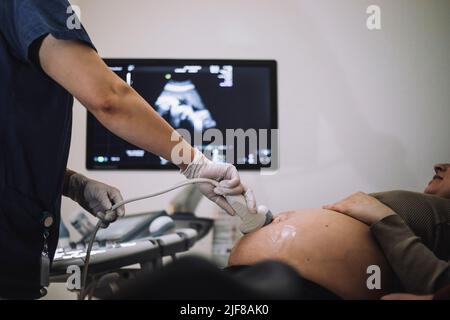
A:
51,228,198,280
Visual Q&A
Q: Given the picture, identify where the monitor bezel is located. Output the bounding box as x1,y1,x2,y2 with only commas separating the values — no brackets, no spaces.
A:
86,58,278,171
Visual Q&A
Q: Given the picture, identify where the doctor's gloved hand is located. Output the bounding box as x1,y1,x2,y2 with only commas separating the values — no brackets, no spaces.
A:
64,172,125,228
181,148,256,216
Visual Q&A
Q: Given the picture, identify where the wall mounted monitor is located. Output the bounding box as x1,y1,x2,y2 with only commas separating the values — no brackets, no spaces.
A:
86,59,277,170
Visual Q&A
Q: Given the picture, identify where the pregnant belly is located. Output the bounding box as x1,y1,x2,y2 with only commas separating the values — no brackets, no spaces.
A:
229,208,396,299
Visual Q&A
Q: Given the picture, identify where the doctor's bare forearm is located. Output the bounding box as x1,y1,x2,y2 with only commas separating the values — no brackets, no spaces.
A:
38,35,193,171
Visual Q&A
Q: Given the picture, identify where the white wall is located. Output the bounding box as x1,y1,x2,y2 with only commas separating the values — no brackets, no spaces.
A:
62,0,450,222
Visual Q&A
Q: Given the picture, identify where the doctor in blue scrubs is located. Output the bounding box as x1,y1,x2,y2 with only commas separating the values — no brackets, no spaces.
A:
0,0,255,299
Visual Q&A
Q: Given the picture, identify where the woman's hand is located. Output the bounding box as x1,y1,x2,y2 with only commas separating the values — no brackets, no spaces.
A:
323,192,396,225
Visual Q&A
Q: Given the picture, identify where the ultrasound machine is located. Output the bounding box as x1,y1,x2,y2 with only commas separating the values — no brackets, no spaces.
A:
50,59,277,299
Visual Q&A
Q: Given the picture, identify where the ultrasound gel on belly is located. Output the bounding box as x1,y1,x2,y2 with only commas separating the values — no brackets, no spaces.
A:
270,225,297,245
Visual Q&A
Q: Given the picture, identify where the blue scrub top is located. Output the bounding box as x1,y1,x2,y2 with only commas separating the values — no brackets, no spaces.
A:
0,0,95,298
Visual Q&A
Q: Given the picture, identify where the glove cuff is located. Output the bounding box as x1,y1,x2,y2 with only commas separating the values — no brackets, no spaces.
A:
180,148,211,179
66,173,89,204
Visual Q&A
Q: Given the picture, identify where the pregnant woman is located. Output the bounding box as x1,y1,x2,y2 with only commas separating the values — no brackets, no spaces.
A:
102,164,450,300
229,163,450,299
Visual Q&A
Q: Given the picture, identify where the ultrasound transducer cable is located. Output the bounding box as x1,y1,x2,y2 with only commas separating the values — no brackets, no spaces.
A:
78,178,273,300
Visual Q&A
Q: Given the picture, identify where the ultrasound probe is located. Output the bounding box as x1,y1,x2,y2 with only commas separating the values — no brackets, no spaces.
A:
78,178,273,300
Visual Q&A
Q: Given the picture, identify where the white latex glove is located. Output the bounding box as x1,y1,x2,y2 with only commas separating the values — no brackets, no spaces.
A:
66,173,125,228
181,148,256,216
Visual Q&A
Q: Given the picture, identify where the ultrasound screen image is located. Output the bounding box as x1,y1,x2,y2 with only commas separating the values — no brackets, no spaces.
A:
155,79,217,132
86,60,277,170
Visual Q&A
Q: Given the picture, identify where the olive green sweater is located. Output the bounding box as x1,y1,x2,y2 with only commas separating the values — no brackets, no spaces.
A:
370,191,450,294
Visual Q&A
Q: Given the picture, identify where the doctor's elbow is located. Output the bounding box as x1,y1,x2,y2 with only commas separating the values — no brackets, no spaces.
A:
88,81,133,118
